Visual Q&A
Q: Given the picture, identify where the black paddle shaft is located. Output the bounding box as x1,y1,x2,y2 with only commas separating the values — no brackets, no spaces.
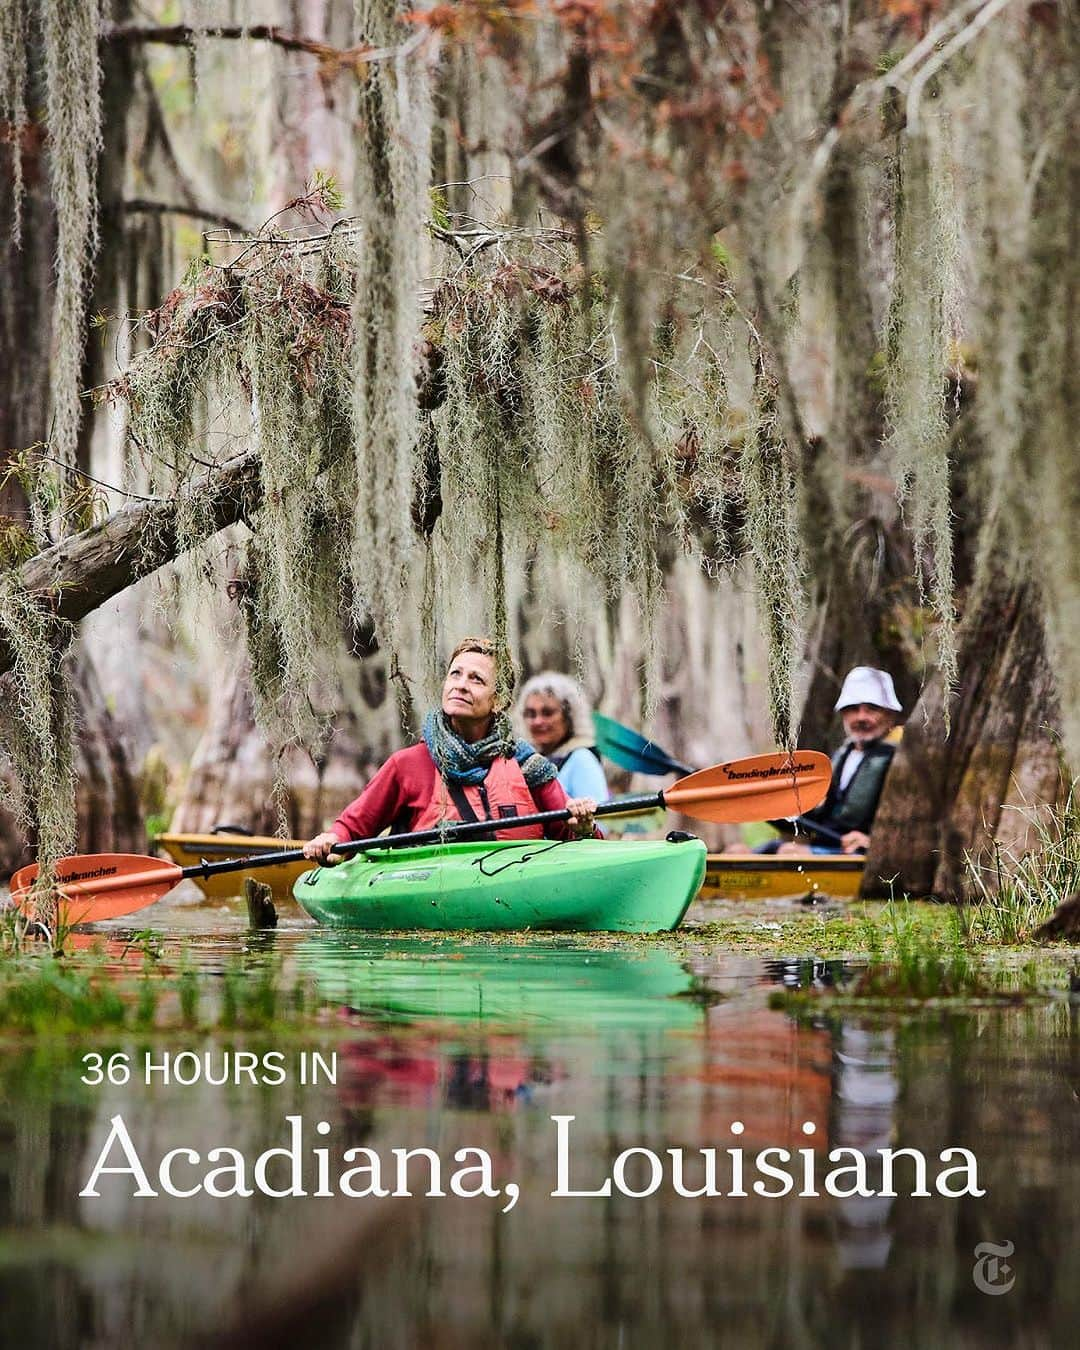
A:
178,791,665,883
766,810,842,842
766,814,860,850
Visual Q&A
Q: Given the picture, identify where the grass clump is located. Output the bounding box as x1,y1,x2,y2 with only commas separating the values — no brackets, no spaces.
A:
850,904,990,1000
177,962,200,1027
963,780,1080,944
768,902,1044,1009
0,943,320,1036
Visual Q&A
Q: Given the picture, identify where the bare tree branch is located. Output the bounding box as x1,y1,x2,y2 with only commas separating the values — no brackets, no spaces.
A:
0,452,262,679
100,24,426,71
123,199,251,234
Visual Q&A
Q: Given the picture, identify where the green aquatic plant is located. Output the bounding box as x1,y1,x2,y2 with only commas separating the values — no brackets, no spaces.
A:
964,779,1080,945
850,900,981,998
0,939,327,1035
219,966,241,1030
770,901,1038,1006
177,962,200,1028
242,960,279,1027
851,921,985,1001
134,975,158,1029
0,955,126,1032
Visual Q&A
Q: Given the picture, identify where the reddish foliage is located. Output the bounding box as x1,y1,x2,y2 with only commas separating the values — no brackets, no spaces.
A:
526,267,573,303
145,288,185,342
552,0,632,56
266,273,352,391
674,423,700,465
722,158,749,185
0,119,47,184
883,0,945,34
404,0,538,55
1029,0,1059,29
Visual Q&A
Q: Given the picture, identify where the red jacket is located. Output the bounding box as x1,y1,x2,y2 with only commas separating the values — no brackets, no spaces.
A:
332,743,582,842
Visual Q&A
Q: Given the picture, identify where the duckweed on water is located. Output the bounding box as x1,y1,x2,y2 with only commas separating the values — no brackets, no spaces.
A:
687,901,959,959
2,895,1076,1039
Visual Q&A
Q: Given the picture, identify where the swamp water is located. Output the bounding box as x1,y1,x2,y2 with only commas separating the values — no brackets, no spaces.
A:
2,893,1080,1348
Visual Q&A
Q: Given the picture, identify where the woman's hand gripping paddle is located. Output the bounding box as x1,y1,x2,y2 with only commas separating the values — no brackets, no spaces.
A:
8,751,831,925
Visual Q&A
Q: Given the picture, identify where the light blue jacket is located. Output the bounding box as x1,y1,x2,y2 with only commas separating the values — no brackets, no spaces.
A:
555,747,611,802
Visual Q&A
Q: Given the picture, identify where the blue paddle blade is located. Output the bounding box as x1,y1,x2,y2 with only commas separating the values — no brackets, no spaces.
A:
593,713,696,778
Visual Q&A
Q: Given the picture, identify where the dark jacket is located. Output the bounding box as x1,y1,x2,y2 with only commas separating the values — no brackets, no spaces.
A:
806,738,896,836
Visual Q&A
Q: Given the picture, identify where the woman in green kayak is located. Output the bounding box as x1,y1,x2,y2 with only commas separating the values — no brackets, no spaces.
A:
303,637,598,861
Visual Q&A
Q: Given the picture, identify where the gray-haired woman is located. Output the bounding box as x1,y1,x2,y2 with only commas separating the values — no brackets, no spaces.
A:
517,672,611,803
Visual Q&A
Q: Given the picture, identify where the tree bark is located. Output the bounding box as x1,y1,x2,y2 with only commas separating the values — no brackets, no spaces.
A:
0,451,261,680
865,551,1060,900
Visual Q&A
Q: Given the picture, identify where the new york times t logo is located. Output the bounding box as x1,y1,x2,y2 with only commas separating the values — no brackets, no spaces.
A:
973,1240,1015,1295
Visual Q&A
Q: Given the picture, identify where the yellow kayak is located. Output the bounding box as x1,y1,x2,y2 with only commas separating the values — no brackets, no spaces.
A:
158,833,864,906
155,831,308,900
702,852,864,901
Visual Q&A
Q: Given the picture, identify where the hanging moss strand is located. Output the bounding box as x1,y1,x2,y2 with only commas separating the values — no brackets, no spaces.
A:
41,0,104,479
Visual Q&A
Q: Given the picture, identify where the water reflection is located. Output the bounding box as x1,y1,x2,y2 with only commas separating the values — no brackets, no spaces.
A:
831,1024,900,1270
294,934,706,1032
1,929,1079,1347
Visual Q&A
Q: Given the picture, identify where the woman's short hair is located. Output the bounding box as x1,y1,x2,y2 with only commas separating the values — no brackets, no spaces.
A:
447,636,516,710
516,671,595,742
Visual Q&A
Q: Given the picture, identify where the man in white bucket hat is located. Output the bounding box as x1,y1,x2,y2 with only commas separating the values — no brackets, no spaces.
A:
764,666,903,856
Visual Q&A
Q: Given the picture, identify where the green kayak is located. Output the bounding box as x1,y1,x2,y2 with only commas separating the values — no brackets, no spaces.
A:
292,836,706,933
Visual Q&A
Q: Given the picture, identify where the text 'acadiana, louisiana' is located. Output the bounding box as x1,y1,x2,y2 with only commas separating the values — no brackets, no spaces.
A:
79,1114,984,1210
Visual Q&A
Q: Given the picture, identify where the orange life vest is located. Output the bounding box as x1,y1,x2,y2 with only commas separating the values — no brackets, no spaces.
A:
413,755,544,840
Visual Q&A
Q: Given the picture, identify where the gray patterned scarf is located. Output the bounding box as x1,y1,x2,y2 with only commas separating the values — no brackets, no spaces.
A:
422,710,557,788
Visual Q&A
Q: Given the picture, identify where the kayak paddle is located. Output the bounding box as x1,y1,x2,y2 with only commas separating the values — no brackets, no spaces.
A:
8,751,831,924
593,713,845,848
592,712,695,778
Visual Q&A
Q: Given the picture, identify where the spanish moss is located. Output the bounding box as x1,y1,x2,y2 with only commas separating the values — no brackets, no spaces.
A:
349,0,433,663
0,0,28,243
884,125,960,704
0,574,76,876
41,0,103,476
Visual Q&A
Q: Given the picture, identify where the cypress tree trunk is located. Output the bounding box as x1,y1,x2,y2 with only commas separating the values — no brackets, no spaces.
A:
169,650,404,839
865,551,1060,900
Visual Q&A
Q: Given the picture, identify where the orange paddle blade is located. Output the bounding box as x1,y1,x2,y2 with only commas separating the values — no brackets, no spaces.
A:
9,854,184,924
661,751,832,823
